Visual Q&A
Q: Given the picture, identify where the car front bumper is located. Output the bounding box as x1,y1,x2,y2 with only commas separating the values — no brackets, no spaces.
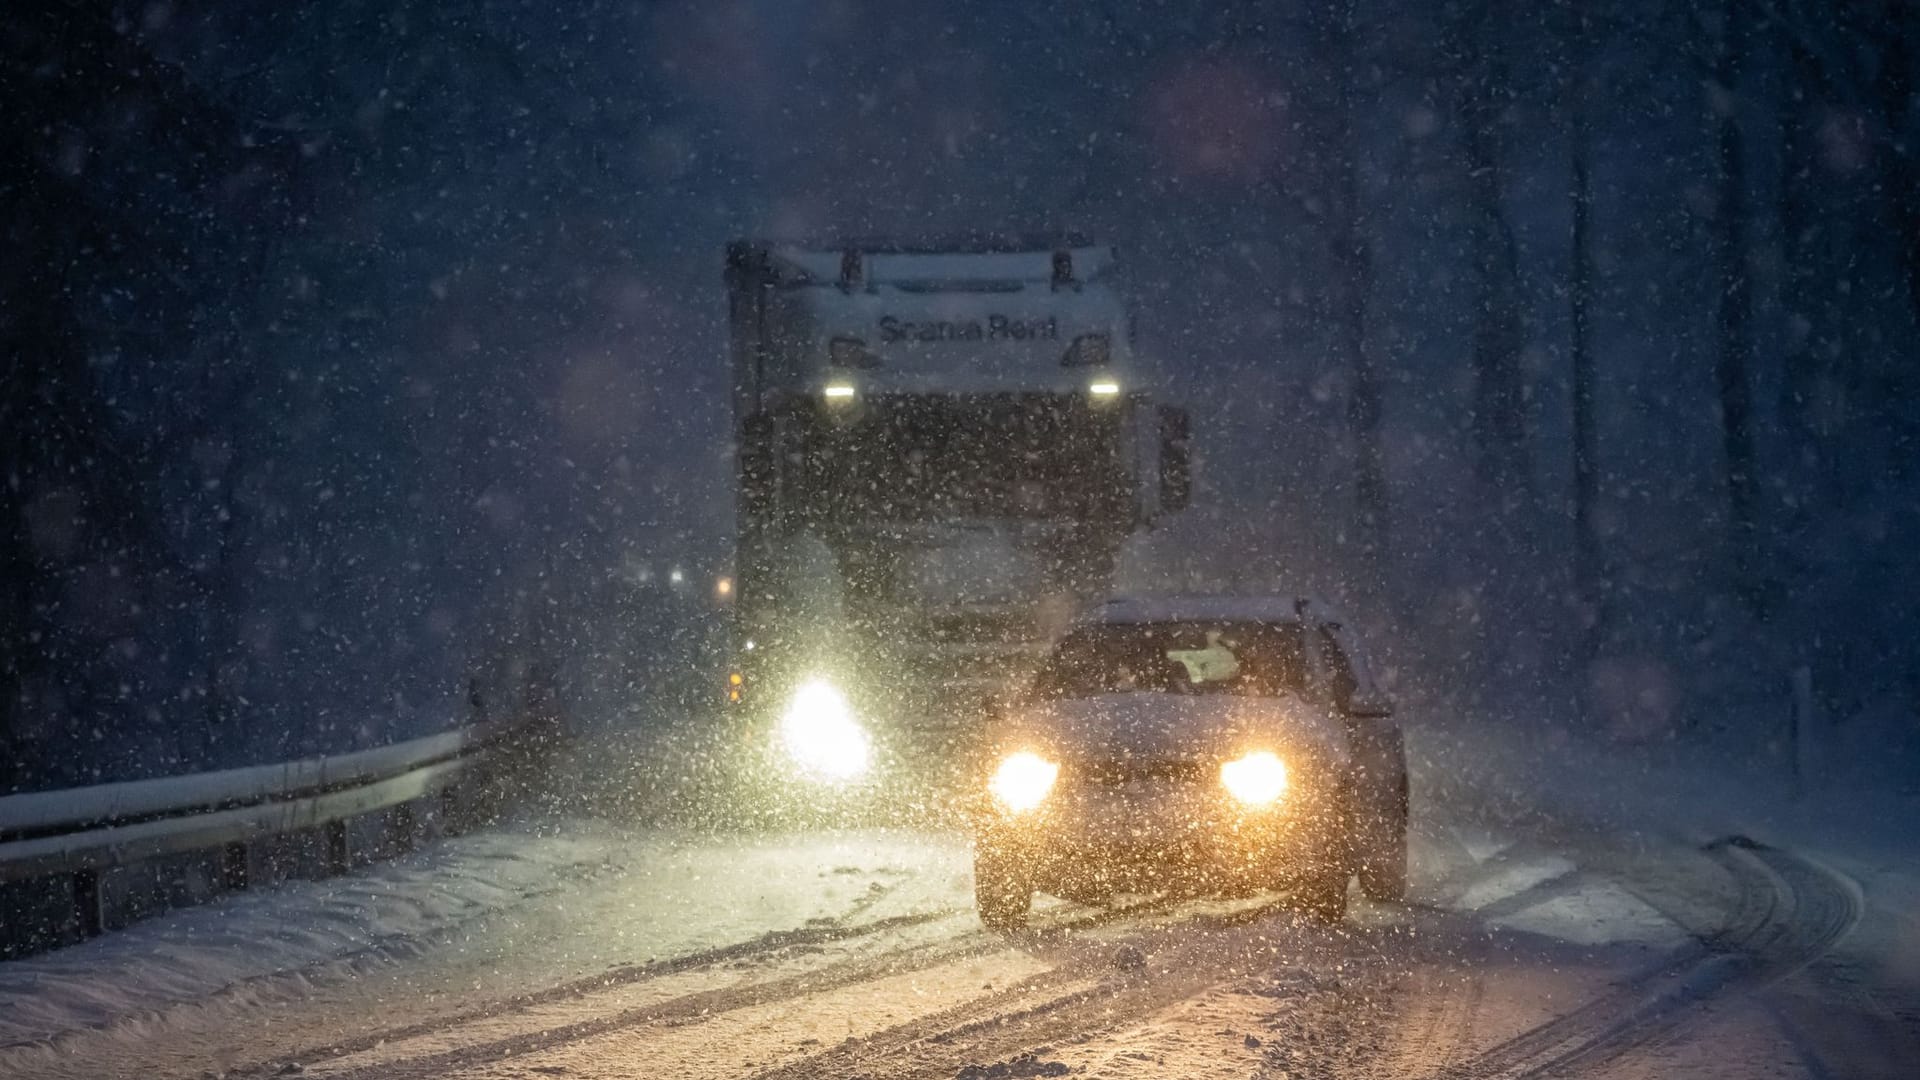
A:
972,778,1348,898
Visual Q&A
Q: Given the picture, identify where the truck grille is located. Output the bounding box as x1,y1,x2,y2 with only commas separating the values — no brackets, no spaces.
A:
813,394,1129,522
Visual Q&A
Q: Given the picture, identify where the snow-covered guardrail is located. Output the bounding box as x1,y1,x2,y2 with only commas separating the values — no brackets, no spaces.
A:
0,717,544,952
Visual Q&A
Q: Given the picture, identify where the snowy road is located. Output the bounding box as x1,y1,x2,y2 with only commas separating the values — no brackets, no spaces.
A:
1,726,1914,1080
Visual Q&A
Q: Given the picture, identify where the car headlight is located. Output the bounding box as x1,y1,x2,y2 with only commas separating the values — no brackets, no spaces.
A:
778,680,870,782
1220,750,1288,806
988,751,1059,813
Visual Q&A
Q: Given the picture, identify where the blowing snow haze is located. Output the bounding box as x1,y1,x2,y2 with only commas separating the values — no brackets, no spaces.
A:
7,0,1913,785
1,2,1918,1075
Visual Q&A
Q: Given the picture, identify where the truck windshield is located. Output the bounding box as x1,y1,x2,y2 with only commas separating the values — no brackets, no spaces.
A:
820,395,1129,521
1029,622,1309,700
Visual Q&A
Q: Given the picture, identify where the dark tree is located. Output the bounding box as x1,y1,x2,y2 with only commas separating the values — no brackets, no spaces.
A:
1444,4,1531,497
1711,0,1761,602
0,4,295,786
1563,5,1603,631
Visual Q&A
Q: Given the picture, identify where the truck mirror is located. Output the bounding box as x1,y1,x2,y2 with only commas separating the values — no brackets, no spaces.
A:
1347,692,1395,719
980,692,1008,722
1158,405,1191,512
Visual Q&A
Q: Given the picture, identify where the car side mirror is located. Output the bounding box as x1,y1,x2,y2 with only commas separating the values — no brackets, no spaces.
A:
1346,692,1394,719
1157,405,1191,513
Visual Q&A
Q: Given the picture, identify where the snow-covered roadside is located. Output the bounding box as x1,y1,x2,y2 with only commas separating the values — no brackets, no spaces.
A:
1410,712,1920,860
0,818,970,1058
0,825,632,1048
1413,709,1920,1068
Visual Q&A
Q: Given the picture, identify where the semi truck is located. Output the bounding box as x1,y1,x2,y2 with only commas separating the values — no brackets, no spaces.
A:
722,236,1190,794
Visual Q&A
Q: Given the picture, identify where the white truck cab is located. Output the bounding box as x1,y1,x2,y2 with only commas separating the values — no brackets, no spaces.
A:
723,236,1191,774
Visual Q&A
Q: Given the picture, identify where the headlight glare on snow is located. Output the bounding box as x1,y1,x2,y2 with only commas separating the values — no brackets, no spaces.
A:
778,680,870,782
988,750,1059,813
1219,750,1288,806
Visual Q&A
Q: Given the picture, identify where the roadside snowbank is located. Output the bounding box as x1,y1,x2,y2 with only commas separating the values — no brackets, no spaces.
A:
0,819,969,1052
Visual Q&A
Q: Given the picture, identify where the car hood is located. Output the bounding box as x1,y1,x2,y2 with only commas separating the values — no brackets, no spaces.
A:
1000,692,1350,769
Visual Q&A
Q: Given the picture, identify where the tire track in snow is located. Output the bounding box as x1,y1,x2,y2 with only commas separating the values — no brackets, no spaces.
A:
1384,968,1485,1077
746,896,1361,1080
253,908,974,1079
1431,837,1861,1079
248,904,963,1073
283,896,1186,1079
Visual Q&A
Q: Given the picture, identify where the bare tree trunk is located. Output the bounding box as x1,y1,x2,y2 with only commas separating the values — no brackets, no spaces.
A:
1340,199,1389,575
1461,87,1529,497
1775,32,1824,502
1328,59,1389,582
1270,5,1389,592
1569,86,1601,612
1713,3,1760,600
1870,12,1920,333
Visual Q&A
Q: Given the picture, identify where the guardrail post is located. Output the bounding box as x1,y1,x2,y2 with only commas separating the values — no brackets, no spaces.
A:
72,870,103,938
324,819,350,874
387,800,417,853
0,718,524,960
221,842,249,891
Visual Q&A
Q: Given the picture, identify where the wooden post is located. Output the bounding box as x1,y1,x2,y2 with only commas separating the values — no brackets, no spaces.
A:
324,819,350,875
387,800,417,855
220,842,249,891
1790,665,1816,797
72,870,103,938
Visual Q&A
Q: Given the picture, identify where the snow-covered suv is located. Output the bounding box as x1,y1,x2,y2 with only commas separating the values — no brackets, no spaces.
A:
969,595,1409,927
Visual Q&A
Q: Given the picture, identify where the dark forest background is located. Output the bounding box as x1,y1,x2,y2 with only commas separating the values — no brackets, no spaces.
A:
4,0,1916,791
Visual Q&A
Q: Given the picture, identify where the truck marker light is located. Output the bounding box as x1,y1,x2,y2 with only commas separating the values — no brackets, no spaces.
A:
1088,380,1121,397
714,576,734,599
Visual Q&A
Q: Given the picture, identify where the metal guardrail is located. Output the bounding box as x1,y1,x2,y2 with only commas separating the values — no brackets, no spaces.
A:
0,718,537,949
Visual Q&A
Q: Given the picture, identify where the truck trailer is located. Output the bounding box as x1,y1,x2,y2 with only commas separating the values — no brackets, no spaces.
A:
722,236,1190,795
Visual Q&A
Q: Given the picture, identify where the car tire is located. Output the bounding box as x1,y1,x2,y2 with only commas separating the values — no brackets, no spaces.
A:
1296,861,1349,923
1358,804,1408,902
974,846,1032,931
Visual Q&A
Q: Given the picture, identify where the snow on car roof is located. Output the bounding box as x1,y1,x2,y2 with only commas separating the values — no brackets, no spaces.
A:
1082,594,1340,626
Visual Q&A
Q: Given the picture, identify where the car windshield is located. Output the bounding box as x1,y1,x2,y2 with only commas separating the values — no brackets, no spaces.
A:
1030,621,1309,700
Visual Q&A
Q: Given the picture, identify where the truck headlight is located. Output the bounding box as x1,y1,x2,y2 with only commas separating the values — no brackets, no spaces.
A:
778,680,870,782
1220,751,1287,806
989,751,1059,813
